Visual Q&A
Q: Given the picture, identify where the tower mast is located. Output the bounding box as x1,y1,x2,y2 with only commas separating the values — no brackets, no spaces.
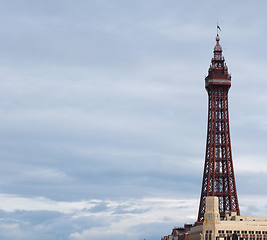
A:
197,34,240,222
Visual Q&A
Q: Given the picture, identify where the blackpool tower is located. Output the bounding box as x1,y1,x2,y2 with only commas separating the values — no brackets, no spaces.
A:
197,34,240,222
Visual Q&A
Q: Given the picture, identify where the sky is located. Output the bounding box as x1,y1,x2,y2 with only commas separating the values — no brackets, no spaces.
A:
1,0,267,239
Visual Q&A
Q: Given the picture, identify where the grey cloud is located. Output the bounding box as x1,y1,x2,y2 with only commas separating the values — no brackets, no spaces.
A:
88,202,109,213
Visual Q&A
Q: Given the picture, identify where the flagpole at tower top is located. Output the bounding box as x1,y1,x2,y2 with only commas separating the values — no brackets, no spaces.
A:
217,22,221,35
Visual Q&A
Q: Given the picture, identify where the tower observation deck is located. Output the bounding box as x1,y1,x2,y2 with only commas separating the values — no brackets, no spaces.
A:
197,34,240,222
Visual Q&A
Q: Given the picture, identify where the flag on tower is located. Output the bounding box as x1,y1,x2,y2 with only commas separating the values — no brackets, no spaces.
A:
217,24,221,31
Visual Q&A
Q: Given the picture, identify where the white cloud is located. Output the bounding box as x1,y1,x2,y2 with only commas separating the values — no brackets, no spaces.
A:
0,194,198,239
0,194,110,214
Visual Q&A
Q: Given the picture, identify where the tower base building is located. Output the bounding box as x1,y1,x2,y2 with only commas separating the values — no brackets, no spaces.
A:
162,196,267,240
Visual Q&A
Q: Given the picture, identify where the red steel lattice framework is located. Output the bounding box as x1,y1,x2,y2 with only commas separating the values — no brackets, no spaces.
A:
197,34,240,222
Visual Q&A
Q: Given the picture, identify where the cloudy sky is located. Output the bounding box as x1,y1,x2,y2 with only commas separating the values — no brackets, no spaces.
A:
1,0,267,239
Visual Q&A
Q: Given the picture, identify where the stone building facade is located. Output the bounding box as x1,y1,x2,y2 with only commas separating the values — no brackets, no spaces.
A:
162,197,267,240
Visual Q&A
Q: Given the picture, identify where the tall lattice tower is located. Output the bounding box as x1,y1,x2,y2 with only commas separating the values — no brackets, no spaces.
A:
197,34,240,222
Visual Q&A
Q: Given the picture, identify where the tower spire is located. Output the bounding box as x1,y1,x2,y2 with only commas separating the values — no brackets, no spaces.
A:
197,34,240,222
